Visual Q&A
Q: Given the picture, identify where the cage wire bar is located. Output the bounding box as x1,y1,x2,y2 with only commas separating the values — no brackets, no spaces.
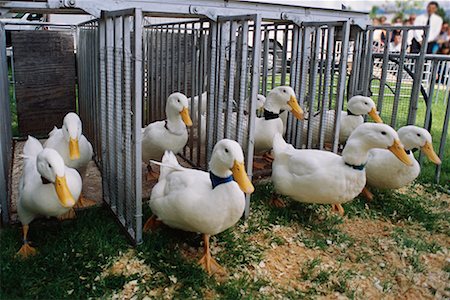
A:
77,9,143,244
143,15,261,217
256,20,350,152
357,25,429,128
143,19,210,168
0,22,13,224
350,25,449,184
419,54,450,184
77,20,102,162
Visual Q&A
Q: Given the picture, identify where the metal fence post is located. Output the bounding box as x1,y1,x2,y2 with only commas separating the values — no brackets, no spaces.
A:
0,22,12,225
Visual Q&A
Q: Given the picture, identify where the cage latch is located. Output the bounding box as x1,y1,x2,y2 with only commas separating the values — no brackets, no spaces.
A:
189,6,218,21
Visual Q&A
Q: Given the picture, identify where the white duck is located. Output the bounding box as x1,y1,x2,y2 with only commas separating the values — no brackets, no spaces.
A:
143,139,254,275
44,112,94,208
254,86,304,154
255,94,267,117
17,136,82,258
142,92,193,180
364,126,441,196
302,95,383,146
188,91,208,117
194,94,268,145
271,123,412,213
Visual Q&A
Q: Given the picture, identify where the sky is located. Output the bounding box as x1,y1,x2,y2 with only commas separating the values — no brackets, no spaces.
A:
244,0,450,13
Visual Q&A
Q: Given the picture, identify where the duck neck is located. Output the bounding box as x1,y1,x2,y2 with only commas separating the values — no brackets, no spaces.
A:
264,94,283,114
398,138,415,151
341,139,371,167
209,159,232,179
166,109,185,134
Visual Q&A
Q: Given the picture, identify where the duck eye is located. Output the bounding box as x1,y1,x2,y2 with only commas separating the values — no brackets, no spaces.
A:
282,89,287,93
48,163,52,168
381,131,386,135
177,99,180,103
364,102,368,105
224,148,229,153
417,133,421,137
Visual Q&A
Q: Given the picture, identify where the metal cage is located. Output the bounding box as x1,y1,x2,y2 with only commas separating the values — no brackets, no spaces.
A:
256,20,351,152
0,22,13,225
77,9,144,244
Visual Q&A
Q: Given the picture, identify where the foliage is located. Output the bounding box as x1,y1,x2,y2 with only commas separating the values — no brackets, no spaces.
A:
370,6,379,19
436,7,450,24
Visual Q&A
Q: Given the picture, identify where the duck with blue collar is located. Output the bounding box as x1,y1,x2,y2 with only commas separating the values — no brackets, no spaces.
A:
143,139,254,275
270,123,412,214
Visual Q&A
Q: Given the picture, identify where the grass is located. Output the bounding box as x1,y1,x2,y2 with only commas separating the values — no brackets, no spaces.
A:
1,181,448,299
2,68,448,298
0,208,129,299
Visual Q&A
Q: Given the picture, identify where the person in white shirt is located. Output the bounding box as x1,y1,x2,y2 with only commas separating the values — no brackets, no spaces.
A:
411,1,443,53
389,31,403,52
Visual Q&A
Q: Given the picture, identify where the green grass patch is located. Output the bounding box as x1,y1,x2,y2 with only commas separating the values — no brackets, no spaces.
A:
345,190,449,235
392,227,441,253
0,208,130,299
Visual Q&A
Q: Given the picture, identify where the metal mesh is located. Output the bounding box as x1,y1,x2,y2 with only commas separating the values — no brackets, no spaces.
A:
255,21,351,152
0,22,13,224
77,21,101,162
351,25,449,184
77,9,143,244
143,15,261,217
143,20,210,168
355,25,429,128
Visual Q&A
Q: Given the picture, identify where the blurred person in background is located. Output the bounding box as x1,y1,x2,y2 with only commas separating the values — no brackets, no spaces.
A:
409,14,417,25
389,31,403,52
373,18,383,47
379,16,388,45
411,1,443,53
392,16,403,26
437,22,449,53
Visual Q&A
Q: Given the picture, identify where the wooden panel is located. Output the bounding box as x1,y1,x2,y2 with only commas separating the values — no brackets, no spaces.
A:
12,31,76,136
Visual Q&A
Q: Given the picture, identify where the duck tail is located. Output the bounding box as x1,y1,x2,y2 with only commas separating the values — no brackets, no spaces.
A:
272,133,291,157
23,136,43,159
48,126,59,137
153,151,182,180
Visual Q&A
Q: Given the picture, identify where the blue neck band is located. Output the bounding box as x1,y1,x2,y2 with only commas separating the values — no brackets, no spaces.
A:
345,162,366,171
209,172,233,189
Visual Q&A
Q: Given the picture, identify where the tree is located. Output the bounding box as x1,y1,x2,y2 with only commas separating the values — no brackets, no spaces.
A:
436,7,449,24
381,0,424,22
370,6,379,19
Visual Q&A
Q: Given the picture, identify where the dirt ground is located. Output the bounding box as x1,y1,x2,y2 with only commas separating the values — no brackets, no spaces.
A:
7,141,449,299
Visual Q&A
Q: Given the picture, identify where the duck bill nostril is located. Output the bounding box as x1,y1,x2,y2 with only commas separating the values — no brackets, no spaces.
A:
55,176,76,208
